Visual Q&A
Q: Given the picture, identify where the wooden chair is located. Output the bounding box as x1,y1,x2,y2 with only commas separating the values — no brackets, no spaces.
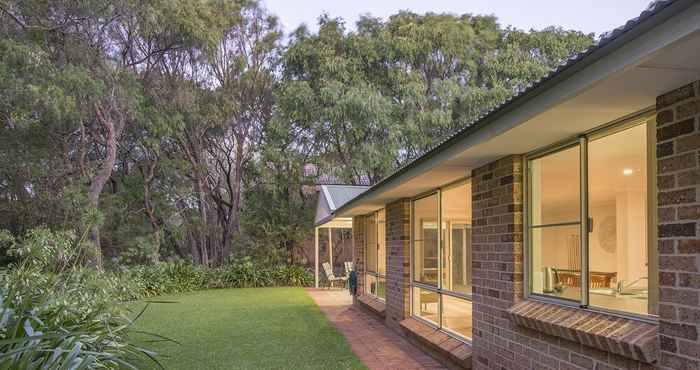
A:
322,262,347,288
555,269,617,289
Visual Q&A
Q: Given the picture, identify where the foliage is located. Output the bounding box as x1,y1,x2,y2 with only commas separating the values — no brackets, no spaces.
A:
0,227,313,369
118,258,313,299
1,0,595,267
276,14,594,184
0,229,162,369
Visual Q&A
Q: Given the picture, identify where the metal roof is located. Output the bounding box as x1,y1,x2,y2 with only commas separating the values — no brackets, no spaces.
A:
314,184,370,226
335,0,691,217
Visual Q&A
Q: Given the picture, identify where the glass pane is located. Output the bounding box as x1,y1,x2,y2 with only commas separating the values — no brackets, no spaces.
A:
331,228,353,277
441,182,472,295
412,287,439,325
319,228,330,271
377,209,386,276
530,145,580,226
442,295,472,339
377,276,386,300
366,274,377,298
588,124,652,315
365,214,377,273
530,225,581,301
413,194,439,285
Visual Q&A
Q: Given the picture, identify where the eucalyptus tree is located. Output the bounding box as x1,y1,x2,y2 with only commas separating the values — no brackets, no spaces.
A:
0,0,226,268
205,1,282,260
277,13,594,183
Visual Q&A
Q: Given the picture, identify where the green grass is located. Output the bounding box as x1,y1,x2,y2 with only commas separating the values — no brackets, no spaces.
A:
132,288,366,370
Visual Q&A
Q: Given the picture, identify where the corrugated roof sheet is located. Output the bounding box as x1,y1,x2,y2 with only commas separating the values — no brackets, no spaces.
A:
315,184,369,225
323,185,369,211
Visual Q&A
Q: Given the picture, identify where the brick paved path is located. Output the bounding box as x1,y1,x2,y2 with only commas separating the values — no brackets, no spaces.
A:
306,288,445,370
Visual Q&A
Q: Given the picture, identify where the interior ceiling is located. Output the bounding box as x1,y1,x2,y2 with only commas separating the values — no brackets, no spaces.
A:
538,123,648,209
340,26,700,217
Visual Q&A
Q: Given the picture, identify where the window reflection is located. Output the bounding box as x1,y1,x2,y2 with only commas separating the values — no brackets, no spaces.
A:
413,194,439,286
442,295,472,338
529,145,581,301
441,183,472,295
588,124,653,315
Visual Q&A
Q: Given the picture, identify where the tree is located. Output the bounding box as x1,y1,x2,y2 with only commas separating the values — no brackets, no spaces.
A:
276,13,594,184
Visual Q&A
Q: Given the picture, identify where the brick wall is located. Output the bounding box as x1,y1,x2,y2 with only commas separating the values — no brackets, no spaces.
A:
471,155,525,369
385,199,411,330
655,81,700,370
353,215,366,296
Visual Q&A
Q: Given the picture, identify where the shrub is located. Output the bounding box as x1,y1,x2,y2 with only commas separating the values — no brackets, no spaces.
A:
0,229,163,369
117,258,313,296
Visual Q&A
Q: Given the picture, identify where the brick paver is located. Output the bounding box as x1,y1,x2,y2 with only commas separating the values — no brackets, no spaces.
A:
306,288,445,370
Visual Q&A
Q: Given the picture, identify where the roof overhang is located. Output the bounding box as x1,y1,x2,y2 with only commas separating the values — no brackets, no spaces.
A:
314,184,369,226
316,217,353,229
337,0,700,217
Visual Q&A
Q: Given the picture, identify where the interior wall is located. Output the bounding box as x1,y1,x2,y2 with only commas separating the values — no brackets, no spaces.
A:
540,190,647,286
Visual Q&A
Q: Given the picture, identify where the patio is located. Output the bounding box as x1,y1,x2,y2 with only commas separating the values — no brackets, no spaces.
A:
305,288,446,370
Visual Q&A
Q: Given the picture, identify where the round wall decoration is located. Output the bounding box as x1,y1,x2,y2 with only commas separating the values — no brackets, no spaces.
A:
598,216,617,253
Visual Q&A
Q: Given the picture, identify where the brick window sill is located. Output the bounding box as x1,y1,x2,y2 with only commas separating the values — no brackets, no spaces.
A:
507,300,659,363
357,294,386,318
400,317,472,369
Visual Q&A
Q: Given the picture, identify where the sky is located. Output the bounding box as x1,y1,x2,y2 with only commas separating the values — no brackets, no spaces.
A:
262,0,653,37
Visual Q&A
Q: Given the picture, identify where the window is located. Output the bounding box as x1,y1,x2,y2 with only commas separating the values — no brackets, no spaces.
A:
526,115,658,317
411,181,472,340
365,209,386,299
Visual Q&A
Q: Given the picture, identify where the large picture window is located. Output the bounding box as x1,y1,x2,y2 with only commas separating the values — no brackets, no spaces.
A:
411,181,472,340
365,209,386,300
526,115,658,317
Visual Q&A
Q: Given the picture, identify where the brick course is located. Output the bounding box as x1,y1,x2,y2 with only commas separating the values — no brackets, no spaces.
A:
655,81,700,370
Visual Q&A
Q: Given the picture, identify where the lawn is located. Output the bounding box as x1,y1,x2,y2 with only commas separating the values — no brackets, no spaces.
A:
132,288,366,370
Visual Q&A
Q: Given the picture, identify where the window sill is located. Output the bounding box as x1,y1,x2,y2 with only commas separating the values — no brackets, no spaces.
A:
356,294,386,318
400,317,472,369
507,300,658,363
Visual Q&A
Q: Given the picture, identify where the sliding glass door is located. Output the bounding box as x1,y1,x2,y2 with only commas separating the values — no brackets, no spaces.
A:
411,181,472,340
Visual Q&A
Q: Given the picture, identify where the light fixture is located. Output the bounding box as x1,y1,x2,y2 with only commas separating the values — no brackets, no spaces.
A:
623,168,634,176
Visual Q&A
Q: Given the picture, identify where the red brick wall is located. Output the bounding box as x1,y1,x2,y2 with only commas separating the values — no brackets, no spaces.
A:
656,81,700,370
385,199,411,330
353,215,366,296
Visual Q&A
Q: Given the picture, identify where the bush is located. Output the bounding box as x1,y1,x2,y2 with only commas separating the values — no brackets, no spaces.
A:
0,229,163,369
116,258,313,297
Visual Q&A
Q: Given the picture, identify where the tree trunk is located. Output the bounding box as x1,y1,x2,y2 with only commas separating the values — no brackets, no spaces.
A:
87,104,122,271
195,175,210,267
142,159,161,263
221,142,245,260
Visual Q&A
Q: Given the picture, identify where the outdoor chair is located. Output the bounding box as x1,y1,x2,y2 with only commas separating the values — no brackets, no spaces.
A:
344,261,354,277
322,262,347,288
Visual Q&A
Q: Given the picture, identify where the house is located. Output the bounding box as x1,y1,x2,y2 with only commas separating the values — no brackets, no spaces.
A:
331,1,700,369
